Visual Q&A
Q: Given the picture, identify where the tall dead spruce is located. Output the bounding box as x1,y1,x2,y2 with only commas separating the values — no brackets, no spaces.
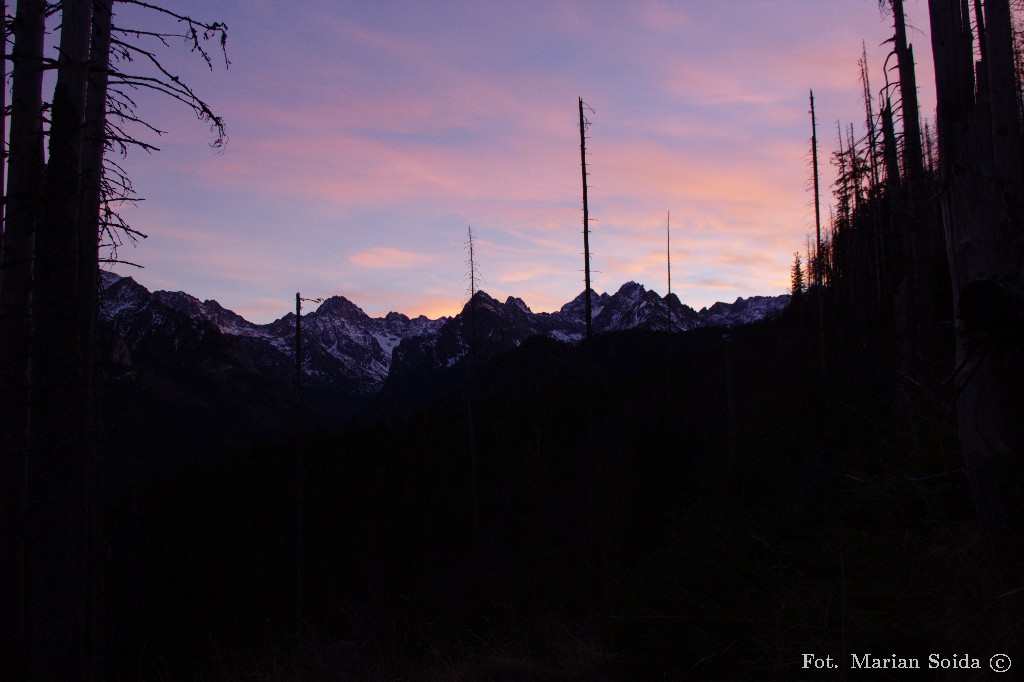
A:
928,0,1024,541
0,2,229,677
886,0,932,381
579,97,594,339
809,90,827,372
465,225,481,531
577,97,599,587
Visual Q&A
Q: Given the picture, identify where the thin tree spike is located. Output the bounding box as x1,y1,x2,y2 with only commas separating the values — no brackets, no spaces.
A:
579,96,593,340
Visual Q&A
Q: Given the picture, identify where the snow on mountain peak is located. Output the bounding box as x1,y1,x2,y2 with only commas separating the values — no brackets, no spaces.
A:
616,281,646,299
99,272,788,398
314,295,367,320
506,296,532,314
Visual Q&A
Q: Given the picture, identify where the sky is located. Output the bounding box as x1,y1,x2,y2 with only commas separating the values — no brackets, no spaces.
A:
102,0,937,323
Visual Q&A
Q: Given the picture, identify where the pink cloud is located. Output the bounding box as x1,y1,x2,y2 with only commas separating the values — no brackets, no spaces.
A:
349,247,438,270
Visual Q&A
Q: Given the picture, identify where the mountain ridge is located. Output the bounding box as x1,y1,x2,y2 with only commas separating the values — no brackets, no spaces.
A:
99,271,788,403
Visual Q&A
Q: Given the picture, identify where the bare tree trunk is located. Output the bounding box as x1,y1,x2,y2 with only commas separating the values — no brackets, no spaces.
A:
984,0,1024,204
579,97,593,340
1,0,6,229
881,101,902,193
26,0,94,677
929,0,1024,542
3,5,225,672
861,48,888,310
893,0,925,185
78,3,113,675
809,91,826,374
0,1,46,676
294,294,305,619
465,226,480,532
891,0,931,385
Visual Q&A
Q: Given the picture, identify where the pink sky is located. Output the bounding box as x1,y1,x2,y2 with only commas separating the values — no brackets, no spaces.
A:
106,0,937,322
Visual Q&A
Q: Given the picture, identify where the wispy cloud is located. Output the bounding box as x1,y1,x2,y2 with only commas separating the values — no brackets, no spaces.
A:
349,247,439,270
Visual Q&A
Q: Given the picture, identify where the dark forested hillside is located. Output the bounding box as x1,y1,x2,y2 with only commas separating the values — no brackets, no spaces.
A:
104,311,1019,680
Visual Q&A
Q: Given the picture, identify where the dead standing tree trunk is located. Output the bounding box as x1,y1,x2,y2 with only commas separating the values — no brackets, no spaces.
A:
810,91,826,375
465,225,480,532
665,210,672,330
928,0,1024,541
78,4,114,672
0,1,46,673
892,0,926,185
577,97,600,601
579,97,594,340
1,3,228,676
27,0,95,677
889,0,931,384
861,45,888,310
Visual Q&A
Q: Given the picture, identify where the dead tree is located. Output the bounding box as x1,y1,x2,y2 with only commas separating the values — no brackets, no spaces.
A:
809,91,826,373
465,225,481,530
886,0,934,377
928,0,1024,539
890,0,925,185
665,210,673,331
860,44,889,309
0,2,229,677
810,91,823,289
577,98,599,586
0,1,46,673
880,99,902,195
860,43,882,190
26,2,102,677
579,97,594,340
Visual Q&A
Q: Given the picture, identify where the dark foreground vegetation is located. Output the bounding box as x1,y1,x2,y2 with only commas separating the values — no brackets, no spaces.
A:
98,306,1021,680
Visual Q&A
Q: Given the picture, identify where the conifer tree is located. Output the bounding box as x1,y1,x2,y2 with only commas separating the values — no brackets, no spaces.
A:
791,252,805,299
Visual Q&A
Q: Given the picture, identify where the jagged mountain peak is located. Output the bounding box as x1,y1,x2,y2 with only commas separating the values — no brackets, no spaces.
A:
615,280,646,298
100,269,125,286
98,273,148,319
558,288,609,316
505,296,532,314
469,289,499,306
461,290,530,320
313,295,367,320
152,290,204,317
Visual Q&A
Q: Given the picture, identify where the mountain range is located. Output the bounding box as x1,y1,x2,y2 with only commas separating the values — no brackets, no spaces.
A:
99,271,788,406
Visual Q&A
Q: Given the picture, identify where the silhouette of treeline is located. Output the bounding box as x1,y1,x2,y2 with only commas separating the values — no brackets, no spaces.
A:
794,0,1024,554
796,0,948,367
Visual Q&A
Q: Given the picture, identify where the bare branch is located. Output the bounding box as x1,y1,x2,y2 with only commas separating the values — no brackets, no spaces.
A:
114,0,229,69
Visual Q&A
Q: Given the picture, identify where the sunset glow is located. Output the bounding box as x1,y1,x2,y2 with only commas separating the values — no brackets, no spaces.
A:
111,0,936,322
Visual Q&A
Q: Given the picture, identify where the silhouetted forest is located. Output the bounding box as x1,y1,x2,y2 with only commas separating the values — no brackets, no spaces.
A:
797,0,1024,563
103,317,1011,680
